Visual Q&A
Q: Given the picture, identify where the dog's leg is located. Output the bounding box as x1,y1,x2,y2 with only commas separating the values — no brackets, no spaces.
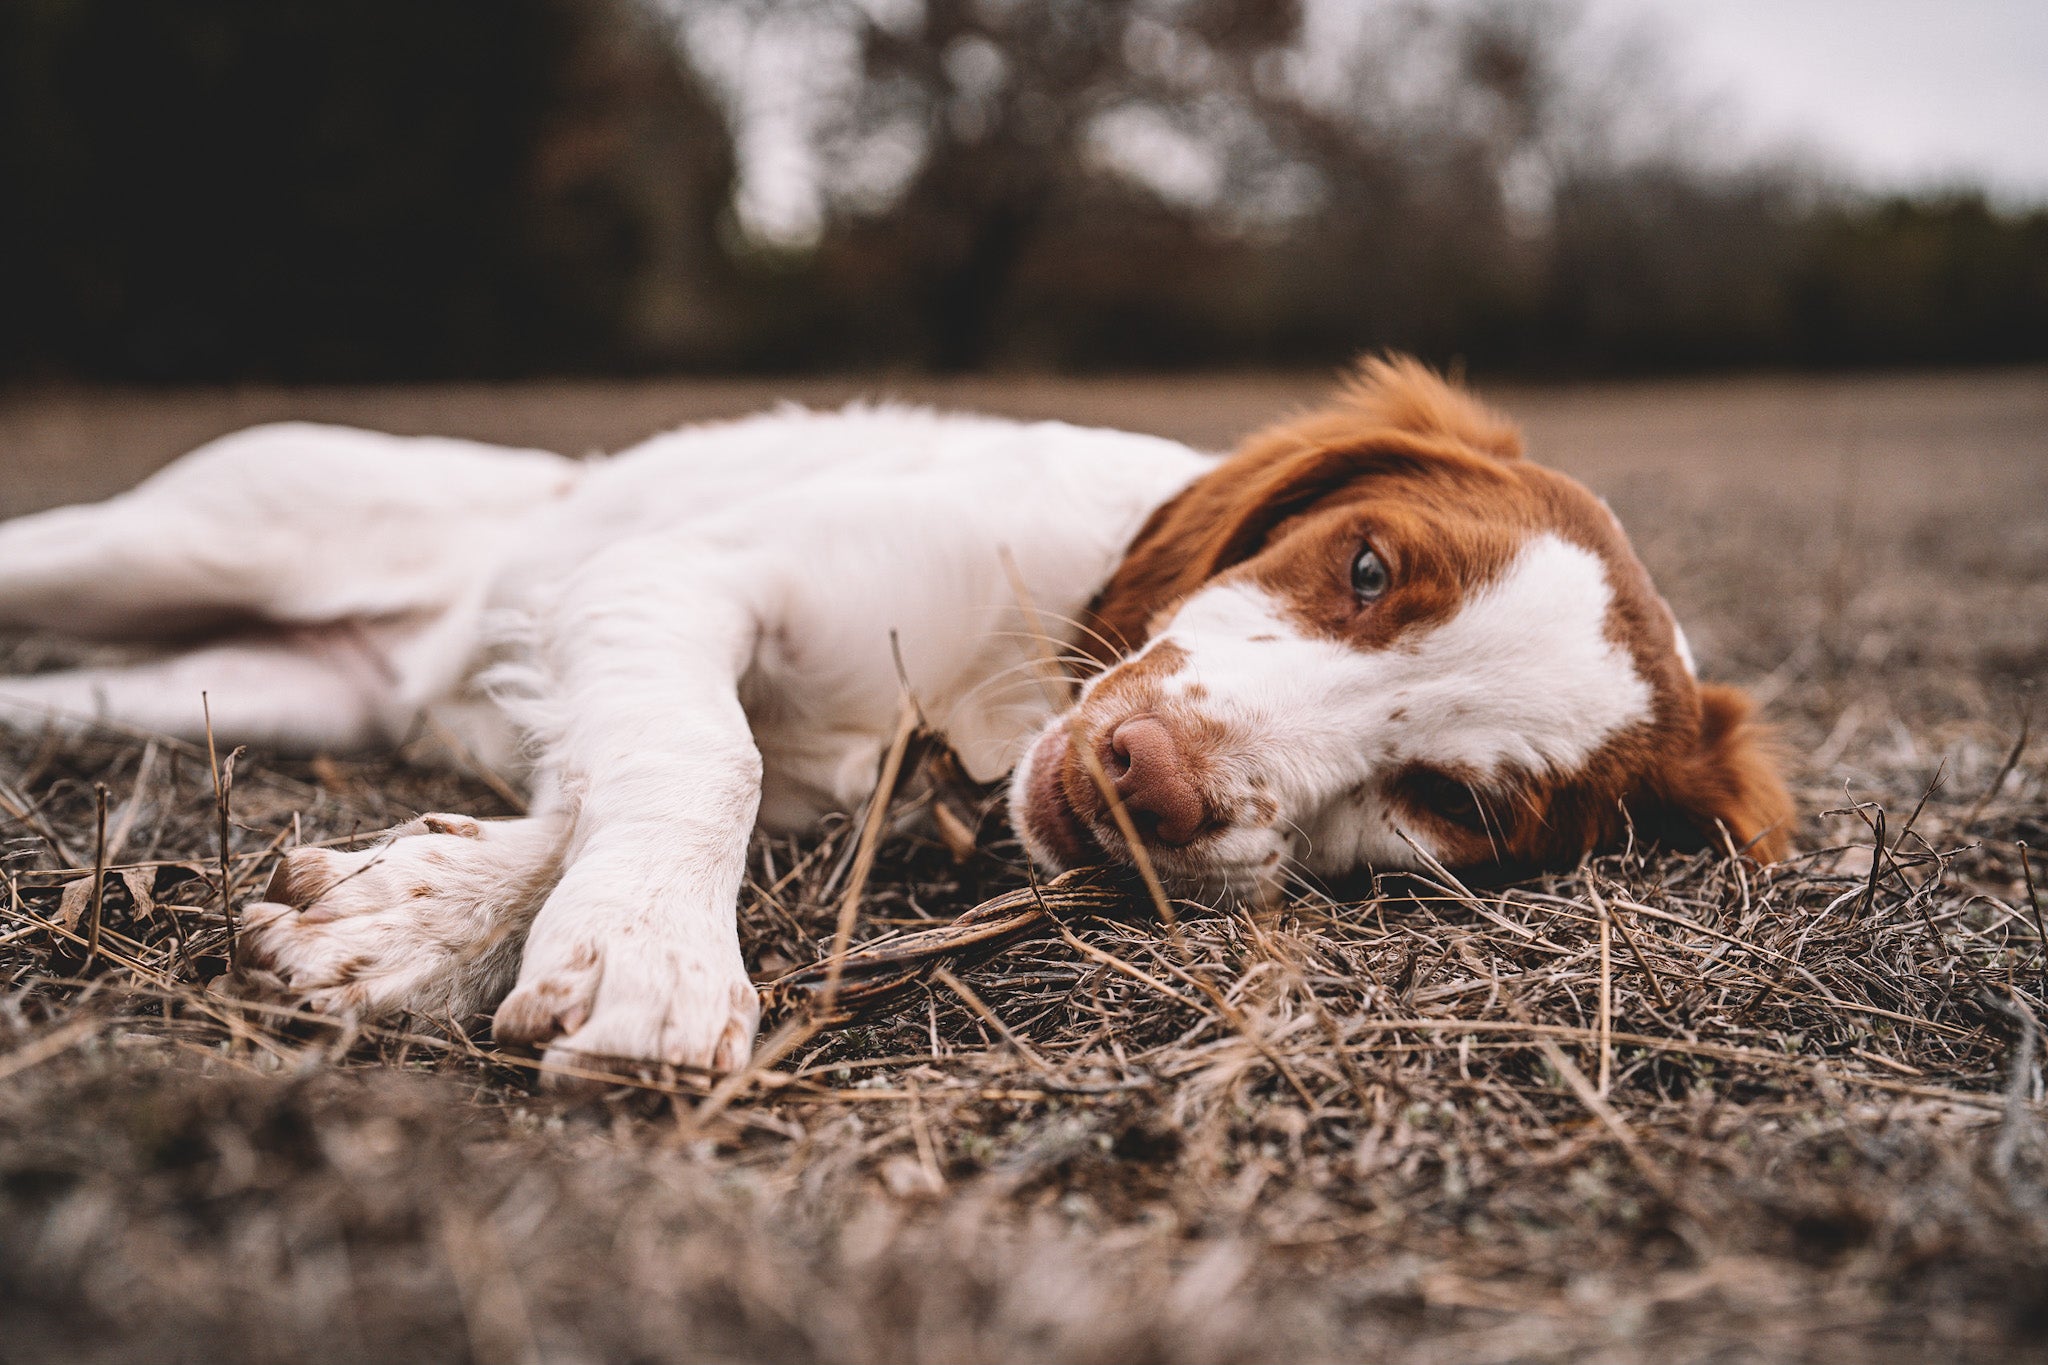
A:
0,422,574,639
1,423,576,750
0,625,409,750
0,493,253,639
241,812,570,1022
490,537,765,1077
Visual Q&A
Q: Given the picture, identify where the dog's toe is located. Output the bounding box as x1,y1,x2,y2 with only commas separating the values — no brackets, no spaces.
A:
505,944,760,1086
262,847,342,911
492,962,598,1049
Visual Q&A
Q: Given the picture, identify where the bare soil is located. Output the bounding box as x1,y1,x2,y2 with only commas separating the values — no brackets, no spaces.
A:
0,368,2044,1364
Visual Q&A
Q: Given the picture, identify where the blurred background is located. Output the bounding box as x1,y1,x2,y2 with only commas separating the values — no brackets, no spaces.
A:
3,0,2044,385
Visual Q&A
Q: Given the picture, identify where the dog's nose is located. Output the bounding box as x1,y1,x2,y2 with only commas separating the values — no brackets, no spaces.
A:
1106,714,1210,847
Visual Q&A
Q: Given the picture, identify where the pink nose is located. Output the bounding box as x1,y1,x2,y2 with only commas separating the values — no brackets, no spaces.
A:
1106,714,1210,848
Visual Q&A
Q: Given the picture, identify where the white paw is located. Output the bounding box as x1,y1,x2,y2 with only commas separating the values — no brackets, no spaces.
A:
240,814,548,1022
494,922,760,1081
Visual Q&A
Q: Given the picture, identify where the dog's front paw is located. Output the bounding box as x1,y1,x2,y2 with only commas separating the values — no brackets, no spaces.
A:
494,929,759,1082
239,815,547,1022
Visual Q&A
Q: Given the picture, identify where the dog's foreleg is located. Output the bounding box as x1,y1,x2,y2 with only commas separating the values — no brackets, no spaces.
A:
491,537,766,1077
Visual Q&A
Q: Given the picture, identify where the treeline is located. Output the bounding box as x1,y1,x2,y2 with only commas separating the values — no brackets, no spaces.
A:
2,0,2043,381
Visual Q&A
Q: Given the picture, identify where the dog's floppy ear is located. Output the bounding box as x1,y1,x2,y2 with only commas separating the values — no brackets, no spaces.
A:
1651,683,1794,862
1337,355,1524,462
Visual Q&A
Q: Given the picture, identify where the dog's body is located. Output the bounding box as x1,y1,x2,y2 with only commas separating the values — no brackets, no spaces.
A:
0,361,1790,1073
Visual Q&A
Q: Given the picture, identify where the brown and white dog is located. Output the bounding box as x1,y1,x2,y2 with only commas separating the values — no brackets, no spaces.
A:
0,358,1788,1073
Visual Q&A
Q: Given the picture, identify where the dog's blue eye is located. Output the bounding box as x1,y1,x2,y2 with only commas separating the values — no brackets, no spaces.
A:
1351,545,1390,600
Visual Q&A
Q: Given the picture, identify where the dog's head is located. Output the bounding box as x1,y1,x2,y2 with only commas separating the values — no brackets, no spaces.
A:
1009,357,1790,894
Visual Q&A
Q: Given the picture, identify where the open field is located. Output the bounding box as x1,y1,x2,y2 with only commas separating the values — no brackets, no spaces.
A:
1,367,2045,1363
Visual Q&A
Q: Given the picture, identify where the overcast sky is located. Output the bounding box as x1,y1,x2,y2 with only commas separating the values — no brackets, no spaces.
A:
1584,0,2048,199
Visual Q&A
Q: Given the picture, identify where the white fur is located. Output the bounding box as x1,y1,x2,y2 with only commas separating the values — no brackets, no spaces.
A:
241,813,567,1019
1673,622,1698,679
1010,532,1653,889
0,407,1204,1074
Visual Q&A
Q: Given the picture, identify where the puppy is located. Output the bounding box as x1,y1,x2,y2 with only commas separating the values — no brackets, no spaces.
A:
0,359,1788,1071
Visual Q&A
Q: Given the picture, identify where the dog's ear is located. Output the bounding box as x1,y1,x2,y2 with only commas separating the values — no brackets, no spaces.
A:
1650,683,1794,861
1337,354,1523,462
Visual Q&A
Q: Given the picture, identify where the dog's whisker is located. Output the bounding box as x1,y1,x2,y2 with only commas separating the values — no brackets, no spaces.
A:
975,605,1130,662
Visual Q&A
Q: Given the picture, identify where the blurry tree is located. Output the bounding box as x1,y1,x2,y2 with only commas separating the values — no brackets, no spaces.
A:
0,0,738,380
804,0,1300,369
1199,0,1565,364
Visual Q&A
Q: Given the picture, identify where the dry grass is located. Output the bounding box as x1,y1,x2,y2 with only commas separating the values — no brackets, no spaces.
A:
1,368,2045,1364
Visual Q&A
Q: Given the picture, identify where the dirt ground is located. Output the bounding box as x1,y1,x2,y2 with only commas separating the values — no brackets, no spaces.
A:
0,367,2044,1364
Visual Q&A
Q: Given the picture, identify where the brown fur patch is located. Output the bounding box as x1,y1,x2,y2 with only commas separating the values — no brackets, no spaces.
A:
264,849,339,910
1336,354,1524,460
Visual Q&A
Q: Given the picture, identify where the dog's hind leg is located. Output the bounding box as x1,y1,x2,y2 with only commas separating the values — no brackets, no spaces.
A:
0,622,416,750
0,421,577,640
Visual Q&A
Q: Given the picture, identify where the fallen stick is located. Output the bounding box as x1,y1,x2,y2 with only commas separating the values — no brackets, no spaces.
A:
759,867,1133,1026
